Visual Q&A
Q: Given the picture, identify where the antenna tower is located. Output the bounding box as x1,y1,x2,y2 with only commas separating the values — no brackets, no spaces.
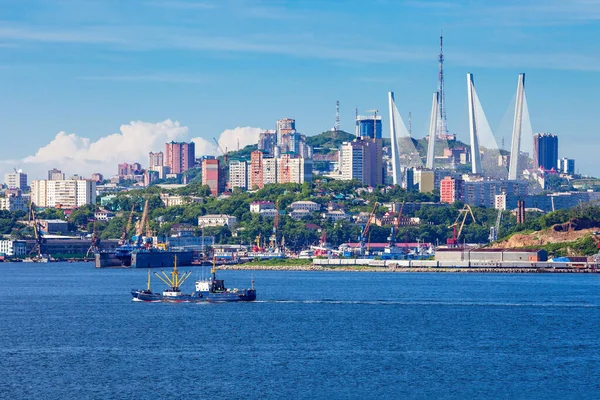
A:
408,111,412,136
335,100,340,131
437,31,448,138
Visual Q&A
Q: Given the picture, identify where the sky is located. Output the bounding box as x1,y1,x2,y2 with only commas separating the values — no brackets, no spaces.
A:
1,0,600,179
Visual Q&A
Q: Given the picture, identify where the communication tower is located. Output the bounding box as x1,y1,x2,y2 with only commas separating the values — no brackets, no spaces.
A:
436,31,448,138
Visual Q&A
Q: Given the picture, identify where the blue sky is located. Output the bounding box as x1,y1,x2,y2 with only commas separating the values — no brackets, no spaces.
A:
1,0,600,178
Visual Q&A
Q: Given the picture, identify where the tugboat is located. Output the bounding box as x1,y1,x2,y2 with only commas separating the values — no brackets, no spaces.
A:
131,257,256,302
194,259,256,302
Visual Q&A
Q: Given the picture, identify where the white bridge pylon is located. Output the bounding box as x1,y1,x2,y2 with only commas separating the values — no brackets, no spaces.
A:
388,91,423,185
466,73,532,180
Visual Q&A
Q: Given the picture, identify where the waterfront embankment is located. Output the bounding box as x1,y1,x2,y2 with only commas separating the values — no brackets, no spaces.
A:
219,264,599,273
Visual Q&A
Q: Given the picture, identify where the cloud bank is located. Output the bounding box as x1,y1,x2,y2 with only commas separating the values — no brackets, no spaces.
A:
191,127,262,157
4,120,262,180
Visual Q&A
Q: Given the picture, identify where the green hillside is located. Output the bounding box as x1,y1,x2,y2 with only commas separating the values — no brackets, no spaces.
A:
306,130,355,153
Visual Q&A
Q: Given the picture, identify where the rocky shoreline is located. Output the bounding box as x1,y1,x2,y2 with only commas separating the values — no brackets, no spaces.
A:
218,265,600,273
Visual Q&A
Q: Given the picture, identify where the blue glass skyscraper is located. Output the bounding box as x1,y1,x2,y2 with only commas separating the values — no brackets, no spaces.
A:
357,116,382,139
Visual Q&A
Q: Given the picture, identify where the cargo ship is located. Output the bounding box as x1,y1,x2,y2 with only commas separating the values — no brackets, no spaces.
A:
131,257,256,302
96,198,194,268
95,247,194,268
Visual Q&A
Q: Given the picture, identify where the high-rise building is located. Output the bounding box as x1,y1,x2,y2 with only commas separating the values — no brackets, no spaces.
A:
229,160,248,190
258,131,276,155
202,158,221,196
440,176,463,204
144,170,159,187
277,154,313,184
0,192,28,212
165,141,195,174
533,133,558,171
117,163,142,177
48,168,65,181
248,149,312,189
151,166,171,179
339,139,381,186
91,173,103,183
4,169,28,190
117,163,130,177
340,141,365,182
558,158,575,175
149,151,164,168
263,157,278,186
276,118,296,144
356,115,383,185
462,180,527,209
31,179,96,208
413,169,435,193
357,115,382,139
250,150,264,189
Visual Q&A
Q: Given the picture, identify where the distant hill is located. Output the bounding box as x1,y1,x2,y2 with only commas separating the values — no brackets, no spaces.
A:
225,131,480,161
306,130,355,154
225,144,258,160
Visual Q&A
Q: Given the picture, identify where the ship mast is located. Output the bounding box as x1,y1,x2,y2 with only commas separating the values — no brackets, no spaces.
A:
153,255,192,290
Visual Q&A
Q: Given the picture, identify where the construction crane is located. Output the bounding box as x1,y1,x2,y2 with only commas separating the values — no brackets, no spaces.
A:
447,204,476,247
387,201,405,247
359,201,378,256
489,208,503,242
119,203,136,246
213,138,228,165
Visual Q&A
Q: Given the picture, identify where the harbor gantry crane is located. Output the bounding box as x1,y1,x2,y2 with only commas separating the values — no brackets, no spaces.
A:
387,201,405,248
269,200,280,251
447,204,476,247
28,201,45,259
359,201,379,256
119,203,136,246
489,208,503,242
135,199,151,248
86,209,101,258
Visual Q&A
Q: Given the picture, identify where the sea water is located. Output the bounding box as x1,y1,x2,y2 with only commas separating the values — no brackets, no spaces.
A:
1,262,599,399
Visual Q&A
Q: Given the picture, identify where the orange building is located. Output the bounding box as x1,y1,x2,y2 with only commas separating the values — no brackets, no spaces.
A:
440,176,463,204
250,150,264,189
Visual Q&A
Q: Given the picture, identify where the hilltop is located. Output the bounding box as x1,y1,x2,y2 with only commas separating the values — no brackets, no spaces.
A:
307,130,355,154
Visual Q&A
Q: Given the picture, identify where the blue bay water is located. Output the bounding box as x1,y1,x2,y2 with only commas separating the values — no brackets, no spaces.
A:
1,262,600,399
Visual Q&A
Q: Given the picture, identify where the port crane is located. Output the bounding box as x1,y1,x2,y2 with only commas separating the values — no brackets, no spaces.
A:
387,201,405,247
489,208,502,242
447,204,476,247
359,201,378,255
86,209,101,258
119,203,136,246
252,233,262,252
28,201,45,259
134,199,151,248
269,200,280,252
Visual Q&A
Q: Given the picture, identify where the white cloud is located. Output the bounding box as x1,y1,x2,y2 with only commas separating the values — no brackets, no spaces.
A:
1,121,263,181
20,119,188,179
191,126,262,157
